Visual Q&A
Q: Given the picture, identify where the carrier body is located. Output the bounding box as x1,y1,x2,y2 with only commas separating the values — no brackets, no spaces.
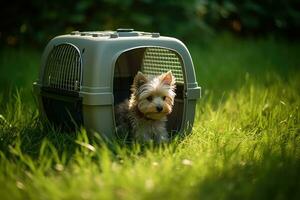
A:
33,29,201,139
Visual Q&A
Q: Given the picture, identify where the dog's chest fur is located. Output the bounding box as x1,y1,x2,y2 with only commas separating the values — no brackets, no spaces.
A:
129,112,167,141
116,100,169,142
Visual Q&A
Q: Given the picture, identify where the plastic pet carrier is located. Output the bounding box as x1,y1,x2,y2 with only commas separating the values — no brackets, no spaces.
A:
33,29,201,139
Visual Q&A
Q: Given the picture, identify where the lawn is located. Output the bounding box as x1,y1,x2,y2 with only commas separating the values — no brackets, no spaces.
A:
0,34,299,200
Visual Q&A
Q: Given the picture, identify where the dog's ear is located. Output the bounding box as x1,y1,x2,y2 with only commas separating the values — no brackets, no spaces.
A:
161,71,175,86
133,71,148,89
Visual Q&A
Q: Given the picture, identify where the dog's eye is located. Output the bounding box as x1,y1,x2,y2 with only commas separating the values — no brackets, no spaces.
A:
147,96,153,101
162,96,166,100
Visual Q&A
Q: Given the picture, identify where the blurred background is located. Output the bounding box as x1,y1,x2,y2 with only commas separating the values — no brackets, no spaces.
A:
0,0,300,102
1,0,300,47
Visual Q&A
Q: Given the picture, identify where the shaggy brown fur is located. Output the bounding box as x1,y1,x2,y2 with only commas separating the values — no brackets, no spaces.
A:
115,71,176,143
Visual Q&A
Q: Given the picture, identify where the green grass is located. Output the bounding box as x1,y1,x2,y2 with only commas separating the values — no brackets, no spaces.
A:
0,34,299,200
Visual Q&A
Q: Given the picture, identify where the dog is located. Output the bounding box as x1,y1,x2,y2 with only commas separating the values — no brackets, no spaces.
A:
115,71,176,143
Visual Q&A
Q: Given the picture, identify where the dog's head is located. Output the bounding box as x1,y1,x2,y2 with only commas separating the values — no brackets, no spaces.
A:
129,71,176,120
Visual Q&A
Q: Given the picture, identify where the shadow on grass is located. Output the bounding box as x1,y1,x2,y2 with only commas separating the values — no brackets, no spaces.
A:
193,151,300,200
0,110,181,166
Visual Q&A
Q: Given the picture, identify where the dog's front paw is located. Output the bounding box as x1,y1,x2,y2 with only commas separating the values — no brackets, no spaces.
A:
155,134,169,143
135,133,153,143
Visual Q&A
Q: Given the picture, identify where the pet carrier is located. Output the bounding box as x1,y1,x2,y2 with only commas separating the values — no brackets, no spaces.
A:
33,29,201,139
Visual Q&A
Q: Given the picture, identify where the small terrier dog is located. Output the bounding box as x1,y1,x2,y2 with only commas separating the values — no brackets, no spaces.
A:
116,71,176,143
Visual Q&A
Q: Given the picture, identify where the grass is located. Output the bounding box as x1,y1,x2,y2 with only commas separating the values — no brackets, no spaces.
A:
0,34,299,199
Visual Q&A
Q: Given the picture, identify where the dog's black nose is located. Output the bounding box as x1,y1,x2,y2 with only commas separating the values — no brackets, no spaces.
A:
156,106,163,112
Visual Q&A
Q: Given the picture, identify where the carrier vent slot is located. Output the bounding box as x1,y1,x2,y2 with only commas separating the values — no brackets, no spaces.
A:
141,47,184,83
42,43,82,92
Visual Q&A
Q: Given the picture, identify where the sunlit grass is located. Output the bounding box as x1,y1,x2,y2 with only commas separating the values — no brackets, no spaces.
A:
0,35,299,199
